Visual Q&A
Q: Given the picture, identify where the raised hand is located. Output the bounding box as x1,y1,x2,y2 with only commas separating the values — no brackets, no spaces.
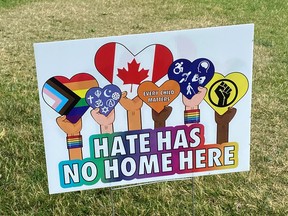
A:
91,108,115,126
215,107,237,125
119,91,143,131
215,107,237,144
91,108,115,134
56,115,83,160
56,115,82,136
182,86,207,109
152,106,172,128
182,86,207,126
119,91,143,111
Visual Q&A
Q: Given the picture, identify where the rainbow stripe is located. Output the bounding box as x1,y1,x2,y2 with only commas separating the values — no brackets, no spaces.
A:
66,135,83,149
42,77,80,115
54,73,98,123
184,109,200,124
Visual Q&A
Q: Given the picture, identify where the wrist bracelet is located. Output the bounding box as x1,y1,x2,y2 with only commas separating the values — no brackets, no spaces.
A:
66,135,83,149
184,109,200,124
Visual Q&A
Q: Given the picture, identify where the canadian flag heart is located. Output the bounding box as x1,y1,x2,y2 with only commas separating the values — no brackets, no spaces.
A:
85,84,121,116
94,42,173,99
168,58,215,99
42,73,98,123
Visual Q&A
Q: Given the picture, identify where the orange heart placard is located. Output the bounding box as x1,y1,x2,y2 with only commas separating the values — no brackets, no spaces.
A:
138,80,180,113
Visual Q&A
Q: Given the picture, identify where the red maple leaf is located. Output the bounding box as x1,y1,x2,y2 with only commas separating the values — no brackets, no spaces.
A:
117,59,149,92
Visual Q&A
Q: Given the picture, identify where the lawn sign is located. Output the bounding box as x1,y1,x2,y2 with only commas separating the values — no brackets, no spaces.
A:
34,24,254,194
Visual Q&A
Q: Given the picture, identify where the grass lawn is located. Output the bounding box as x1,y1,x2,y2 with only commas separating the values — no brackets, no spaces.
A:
0,0,287,215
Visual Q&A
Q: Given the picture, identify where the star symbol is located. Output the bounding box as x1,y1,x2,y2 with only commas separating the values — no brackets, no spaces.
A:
101,106,109,114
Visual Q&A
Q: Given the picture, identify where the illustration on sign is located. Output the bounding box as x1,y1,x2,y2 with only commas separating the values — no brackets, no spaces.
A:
168,58,215,98
34,24,254,194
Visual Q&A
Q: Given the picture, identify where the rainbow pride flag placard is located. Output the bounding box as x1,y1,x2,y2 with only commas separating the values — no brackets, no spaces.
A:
42,73,99,123
34,24,254,194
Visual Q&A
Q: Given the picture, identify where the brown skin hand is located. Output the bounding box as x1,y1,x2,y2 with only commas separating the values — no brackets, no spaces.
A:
215,107,237,144
152,106,172,128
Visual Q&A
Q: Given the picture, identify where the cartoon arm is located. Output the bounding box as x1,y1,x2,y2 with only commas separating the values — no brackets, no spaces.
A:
119,91,143,131
91,108,115,134
215,108,237,144
152,106,172,128
213,81,237,143
182,86,207,126
56,116,83,160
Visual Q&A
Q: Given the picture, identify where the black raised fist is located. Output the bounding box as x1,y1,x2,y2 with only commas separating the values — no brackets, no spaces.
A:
215,81,232,107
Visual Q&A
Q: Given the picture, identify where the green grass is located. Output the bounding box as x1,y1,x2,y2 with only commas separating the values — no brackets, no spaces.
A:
0,0,39,8
0,0,287,215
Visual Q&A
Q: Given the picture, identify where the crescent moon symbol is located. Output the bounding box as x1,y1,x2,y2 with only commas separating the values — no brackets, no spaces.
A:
104,89,111,97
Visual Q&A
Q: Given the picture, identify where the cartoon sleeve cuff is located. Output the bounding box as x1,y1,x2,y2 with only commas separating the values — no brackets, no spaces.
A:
184,109,200,124
66,135,83,149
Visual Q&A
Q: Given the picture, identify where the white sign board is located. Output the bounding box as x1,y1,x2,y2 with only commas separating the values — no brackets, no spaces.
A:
34,24,254,194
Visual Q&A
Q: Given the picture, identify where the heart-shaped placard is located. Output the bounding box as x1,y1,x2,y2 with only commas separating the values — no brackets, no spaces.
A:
94,42,173,99
138,80,180,113
85,84,121,116
204,72,249,115
168,58,215,99
42,73,98,123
